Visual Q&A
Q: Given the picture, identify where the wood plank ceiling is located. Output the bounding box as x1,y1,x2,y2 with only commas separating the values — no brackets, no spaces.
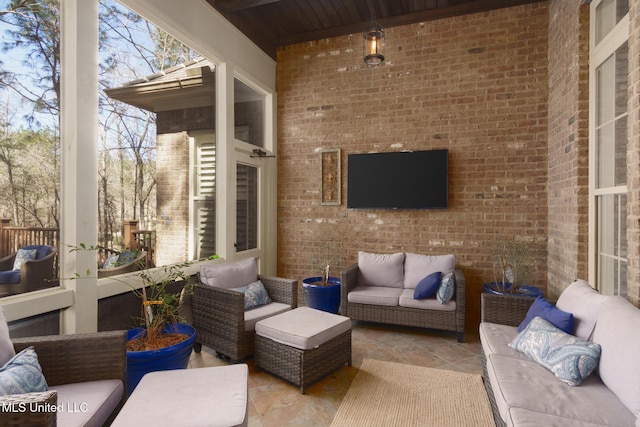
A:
205,0,545,59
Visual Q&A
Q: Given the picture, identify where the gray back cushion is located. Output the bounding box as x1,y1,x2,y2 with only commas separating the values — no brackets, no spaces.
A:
357,252,404,288
199,258,257,289
0,307,15,366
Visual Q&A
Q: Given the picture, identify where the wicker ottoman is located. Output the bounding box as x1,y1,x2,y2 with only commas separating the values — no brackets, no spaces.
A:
255,306,352,393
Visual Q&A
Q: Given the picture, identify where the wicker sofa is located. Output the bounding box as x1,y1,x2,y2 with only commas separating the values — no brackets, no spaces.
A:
0,312,127,427
480,280,640,426
340,251,465,342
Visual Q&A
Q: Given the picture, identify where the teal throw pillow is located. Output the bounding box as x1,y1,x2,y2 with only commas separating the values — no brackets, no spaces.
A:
509,316,601,386
0,346,48,395
436,272,455,304
12,249,37,271
518,296,574,334
231,280,272,310
413,272,442,300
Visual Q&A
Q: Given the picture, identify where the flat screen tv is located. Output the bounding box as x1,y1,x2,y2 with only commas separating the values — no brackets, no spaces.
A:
347,149,448,210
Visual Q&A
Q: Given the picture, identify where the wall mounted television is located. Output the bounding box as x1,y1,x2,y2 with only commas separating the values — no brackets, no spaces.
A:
347,149,449,210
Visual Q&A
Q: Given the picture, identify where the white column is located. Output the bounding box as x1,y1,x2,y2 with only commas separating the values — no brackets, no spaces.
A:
59,0,99,333
216,62,235,262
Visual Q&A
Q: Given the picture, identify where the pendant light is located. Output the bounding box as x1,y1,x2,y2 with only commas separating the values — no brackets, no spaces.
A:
363,21,385,66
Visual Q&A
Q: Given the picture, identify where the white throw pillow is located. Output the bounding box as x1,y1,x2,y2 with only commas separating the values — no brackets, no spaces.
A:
357,251,404,288
199,258,257,289
12,248,37,271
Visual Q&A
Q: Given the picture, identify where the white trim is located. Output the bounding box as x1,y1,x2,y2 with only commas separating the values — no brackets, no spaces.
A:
1,288,74,323
588,0,629,290
117,0,275,89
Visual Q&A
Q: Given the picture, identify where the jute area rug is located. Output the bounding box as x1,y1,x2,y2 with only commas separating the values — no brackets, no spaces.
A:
330,359,494,427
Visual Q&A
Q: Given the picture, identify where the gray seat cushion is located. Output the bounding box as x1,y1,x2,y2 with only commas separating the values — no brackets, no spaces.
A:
398,289,456,311
479,322,529,361
255,307,351,350
347,285,402,306
243,302,291,331
112,365,248,427
485,354,636,427
52,379,123,427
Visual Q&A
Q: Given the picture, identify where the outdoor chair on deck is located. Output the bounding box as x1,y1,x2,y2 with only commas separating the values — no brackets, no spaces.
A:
0,245,57,296
98,249,146,278
192,257,298,362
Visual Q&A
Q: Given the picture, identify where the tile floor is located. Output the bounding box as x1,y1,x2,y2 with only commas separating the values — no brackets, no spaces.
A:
187,322,482,427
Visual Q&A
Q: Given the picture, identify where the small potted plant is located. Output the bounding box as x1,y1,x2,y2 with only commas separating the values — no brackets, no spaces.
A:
302,242,342,314
125,260,196,395
70,244,196,395
482,239,542,298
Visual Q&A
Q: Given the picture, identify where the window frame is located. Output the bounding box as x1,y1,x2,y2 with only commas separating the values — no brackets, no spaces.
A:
588,0,629,294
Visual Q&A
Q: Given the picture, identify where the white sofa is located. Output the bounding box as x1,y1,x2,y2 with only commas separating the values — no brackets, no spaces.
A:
480,279,640,426
340,251,465,342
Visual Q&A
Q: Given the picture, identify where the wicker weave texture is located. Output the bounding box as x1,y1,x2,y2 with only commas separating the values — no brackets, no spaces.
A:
255,330,351,393
481,348,507,427
192,274,298,362
480,292,535,326
340,266,466,342
0,330,127,427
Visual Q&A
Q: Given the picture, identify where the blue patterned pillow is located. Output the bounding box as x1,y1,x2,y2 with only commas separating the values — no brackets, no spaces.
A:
509,316,601,386
12,249,37,271
231,280,272,310
0,347,48,395
436,272,455,304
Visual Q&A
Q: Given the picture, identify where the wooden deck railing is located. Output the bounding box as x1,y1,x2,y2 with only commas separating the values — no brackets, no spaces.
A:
0,219,156,275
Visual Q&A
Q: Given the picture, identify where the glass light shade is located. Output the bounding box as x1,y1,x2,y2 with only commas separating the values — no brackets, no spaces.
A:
363,23,384,66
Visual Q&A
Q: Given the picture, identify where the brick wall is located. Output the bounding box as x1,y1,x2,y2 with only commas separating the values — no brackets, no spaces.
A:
546,0,590,299
628,0,640,307
276,3,550,330
156,132,190,266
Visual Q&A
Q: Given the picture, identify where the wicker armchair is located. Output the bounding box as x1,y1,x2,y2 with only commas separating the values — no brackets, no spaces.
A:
98,250,146,278
0,330,127,427
0,245,57,296
192,275,298,362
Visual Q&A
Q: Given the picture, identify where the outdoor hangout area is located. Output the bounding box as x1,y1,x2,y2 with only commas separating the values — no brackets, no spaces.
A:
0,0,639,426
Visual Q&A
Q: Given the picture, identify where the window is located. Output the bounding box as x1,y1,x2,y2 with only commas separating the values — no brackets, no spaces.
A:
590,0,629,296
234,79,265,148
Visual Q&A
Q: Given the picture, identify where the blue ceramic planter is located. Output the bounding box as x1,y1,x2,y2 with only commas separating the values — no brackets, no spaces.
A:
126,323,196,395
482,282,543,298
303,277,341,314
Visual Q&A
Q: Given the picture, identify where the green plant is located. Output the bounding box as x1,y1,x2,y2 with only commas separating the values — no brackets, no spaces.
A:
129,261,194,350
69,244,194,350
490,239,534,293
